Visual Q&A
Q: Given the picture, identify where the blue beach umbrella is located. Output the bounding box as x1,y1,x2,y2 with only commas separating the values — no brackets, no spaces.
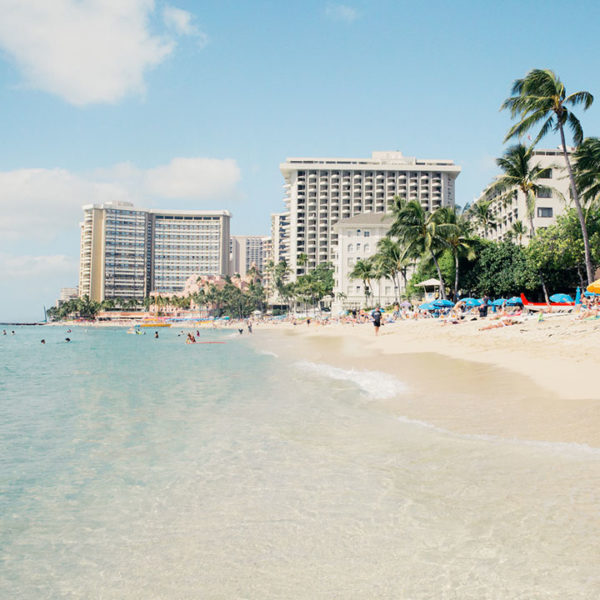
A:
432,299,454,308
491,298,507,306
419,302,436,310
584,291,600,297
549,293,574,303
506,296,523,306
459,297,482,307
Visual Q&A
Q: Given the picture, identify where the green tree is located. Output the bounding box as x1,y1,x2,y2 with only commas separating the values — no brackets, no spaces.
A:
485,144,559,237
510,220,528,245
574,137,600,209
469,199,497,238
349,258,375,306
439,206,476,299
389,201,456,299
502,68,595,283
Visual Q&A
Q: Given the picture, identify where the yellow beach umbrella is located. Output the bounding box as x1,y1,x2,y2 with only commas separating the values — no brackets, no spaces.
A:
587,279,600,294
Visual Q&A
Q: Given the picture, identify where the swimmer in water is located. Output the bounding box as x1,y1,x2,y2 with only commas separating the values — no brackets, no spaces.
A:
65,337,71,342
41,339,46,344
154,331,159,339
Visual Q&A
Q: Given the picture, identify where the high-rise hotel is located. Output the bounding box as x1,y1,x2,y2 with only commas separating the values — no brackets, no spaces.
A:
280,151,461,276
79,201,231,301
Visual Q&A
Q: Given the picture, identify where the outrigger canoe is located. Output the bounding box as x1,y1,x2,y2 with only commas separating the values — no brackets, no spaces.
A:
520,293,576,312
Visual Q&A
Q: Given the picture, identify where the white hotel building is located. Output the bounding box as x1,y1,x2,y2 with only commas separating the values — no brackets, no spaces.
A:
280,151,461,278
230,235,271,277
472,147,573,242
79,202,231,302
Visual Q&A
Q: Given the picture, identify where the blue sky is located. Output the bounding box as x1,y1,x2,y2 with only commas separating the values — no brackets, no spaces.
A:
1,0,600,321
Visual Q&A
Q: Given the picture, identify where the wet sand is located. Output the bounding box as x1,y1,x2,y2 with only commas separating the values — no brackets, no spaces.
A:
252,316,600,448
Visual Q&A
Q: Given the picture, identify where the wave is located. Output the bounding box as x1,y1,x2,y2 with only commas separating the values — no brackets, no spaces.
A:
295,361,407,400
258,350,279,357
396,416,600,456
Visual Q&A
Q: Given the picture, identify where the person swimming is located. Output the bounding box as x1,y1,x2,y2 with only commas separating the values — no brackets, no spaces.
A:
41,339,46,344
65,337,71,342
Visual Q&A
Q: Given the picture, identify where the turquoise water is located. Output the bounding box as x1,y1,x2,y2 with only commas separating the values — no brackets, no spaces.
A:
1,326,599,598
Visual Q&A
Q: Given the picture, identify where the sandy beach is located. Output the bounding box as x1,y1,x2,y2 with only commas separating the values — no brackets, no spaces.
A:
251,314,600,448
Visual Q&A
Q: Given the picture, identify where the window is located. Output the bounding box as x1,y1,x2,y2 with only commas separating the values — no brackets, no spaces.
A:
347,243,353,252
347,257,354,266
539,168,552,179
537,207,553,218
364,231,370,237
356,243,361,251
364,244,370,253
536,188,552,198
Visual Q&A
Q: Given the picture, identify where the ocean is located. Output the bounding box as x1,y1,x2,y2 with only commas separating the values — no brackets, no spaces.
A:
1,326,599,598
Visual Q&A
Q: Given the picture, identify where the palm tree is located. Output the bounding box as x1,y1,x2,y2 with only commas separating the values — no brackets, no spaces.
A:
469,199,497,237
502,68,594,283
574,137,600,209
389,201,455,299
485,144,559,238
510,220,528,245
438,206,475,299
374,236,412,302
350,258,375,306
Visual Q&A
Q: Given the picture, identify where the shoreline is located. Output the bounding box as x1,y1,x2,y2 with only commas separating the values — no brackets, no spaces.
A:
250,316,600,448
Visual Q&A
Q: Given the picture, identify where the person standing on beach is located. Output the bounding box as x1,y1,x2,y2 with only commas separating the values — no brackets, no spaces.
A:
247,320,253,334
372,306,382,336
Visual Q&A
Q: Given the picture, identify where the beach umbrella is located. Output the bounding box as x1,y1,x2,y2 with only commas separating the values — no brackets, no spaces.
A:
460,297,482,307
549,293,574,303
419,302,436,310
432,299,454,308
506,296,523,306
491,298,507,306
400,300,411,307
587,279,600,294
584,290,600,297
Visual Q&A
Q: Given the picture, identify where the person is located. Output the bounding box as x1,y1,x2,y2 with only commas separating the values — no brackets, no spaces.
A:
306,318,311,326
196,330,200,337
247,320,253,334
479,296,489,318
2,330,6,335
238,328,244,335
372,306,382,336
65,337,71,342
154,331,159,339
41,339,46,344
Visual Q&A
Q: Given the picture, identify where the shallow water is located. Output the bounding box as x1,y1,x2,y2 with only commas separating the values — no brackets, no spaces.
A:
1,327,599,598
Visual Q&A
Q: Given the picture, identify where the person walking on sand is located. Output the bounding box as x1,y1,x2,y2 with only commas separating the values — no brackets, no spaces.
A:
372,306,382,336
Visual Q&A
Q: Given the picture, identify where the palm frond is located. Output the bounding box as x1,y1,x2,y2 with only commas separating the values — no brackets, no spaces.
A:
565,91,594,109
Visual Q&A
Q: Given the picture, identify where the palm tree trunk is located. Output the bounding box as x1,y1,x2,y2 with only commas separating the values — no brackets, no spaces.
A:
559,124,594,284
454,251,460,300
528,214,536,240
429,250,446,299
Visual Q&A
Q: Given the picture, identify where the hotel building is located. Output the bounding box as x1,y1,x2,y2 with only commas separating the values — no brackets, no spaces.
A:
270,211,290,264
472,147,573,242
280,151,461,277
333,213,399,308
79,202,231,301
230,235,271,277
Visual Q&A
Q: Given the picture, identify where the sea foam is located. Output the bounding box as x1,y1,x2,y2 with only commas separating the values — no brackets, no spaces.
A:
295,361,407,400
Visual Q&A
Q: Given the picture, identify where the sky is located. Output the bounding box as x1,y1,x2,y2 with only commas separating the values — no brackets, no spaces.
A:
2,0,600,321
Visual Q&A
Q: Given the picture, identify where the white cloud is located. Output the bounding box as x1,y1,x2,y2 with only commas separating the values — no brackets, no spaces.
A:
144,158,241,199
0,157,242,242
163,4,208,46
0,0,206,105
0,252,78,280
0,252,79,321
325,4,359,23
